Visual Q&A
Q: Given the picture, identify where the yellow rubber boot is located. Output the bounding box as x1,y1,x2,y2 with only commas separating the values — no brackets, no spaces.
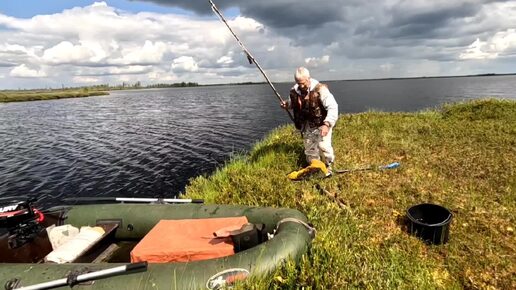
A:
287,159,329,180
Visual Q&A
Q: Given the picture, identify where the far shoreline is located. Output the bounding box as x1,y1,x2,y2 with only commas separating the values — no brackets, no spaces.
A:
0,90,109,103
1,72,515,103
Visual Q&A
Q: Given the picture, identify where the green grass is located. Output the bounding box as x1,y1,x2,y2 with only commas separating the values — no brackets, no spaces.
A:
184,99,516,289
0,89,108,103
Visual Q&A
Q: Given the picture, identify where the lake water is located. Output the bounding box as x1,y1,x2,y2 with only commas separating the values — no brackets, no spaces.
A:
1,75,515,205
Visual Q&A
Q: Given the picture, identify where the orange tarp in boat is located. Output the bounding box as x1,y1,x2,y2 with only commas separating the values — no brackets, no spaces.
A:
130,216,248,263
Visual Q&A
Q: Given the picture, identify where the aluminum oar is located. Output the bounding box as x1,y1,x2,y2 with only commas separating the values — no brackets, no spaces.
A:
7,262,147,290
62,197,204,204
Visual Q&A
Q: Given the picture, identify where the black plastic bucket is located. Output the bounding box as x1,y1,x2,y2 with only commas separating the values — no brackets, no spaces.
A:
406,203,452,245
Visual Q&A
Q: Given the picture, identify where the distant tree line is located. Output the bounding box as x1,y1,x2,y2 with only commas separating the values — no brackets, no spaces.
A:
146,82,199,88
49,81,200,92
3,81,201,93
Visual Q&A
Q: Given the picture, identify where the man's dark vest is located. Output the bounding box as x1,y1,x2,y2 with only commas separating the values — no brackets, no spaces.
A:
289,83,328,130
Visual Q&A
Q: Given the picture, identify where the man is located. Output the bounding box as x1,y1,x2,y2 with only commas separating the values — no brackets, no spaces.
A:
281,67,338,175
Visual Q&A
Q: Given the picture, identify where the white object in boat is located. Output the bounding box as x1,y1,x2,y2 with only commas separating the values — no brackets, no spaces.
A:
45,226,105,264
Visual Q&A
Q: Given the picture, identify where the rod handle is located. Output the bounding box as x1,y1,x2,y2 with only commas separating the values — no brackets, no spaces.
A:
382,162,400,170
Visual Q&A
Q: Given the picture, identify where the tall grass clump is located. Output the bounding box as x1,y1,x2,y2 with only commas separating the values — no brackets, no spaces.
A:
185,99,515,289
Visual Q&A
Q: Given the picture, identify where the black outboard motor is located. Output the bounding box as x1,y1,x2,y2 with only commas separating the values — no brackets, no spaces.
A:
1,200,38,227
0,198,44,248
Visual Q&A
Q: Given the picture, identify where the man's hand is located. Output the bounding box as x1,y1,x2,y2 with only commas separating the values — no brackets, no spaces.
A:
320,122,330,137
280,101,288,109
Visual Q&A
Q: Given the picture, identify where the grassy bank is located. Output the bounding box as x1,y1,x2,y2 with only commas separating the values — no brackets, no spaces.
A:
185,99,515,289
0,89,108,103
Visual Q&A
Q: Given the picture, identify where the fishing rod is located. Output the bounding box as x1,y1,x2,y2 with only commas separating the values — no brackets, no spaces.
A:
335,162,400,174
208,0,295,122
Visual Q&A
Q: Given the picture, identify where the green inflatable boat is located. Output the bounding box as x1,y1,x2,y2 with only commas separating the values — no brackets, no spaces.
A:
0,198,315,290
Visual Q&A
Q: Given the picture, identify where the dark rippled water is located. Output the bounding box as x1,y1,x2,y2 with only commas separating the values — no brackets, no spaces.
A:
1,75,515,205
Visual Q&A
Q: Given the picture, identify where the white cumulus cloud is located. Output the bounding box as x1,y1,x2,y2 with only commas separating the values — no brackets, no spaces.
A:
460,29,516,60
42,41,107,64
10,64,46,78
114,40,169,65
0,2,298,88
171,56,199,72
72,76,100,83
216,55,234,65
304,55,330,68
0,1,515,88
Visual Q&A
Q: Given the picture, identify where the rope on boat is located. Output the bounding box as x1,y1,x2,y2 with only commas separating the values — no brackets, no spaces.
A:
276,217,316,238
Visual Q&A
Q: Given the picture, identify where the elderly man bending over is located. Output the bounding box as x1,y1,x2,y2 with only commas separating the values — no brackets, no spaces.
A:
281,67,339,175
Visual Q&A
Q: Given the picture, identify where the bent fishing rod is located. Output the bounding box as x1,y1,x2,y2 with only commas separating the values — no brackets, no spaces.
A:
208,0,295,122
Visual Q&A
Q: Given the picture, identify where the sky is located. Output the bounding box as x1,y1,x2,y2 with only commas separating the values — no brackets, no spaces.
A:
0,0,515,89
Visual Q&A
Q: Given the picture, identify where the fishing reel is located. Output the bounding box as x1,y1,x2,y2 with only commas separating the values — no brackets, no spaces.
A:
0,198,45,249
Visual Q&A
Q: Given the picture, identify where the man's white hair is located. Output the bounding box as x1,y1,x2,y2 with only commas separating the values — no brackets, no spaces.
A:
295,67,310,80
